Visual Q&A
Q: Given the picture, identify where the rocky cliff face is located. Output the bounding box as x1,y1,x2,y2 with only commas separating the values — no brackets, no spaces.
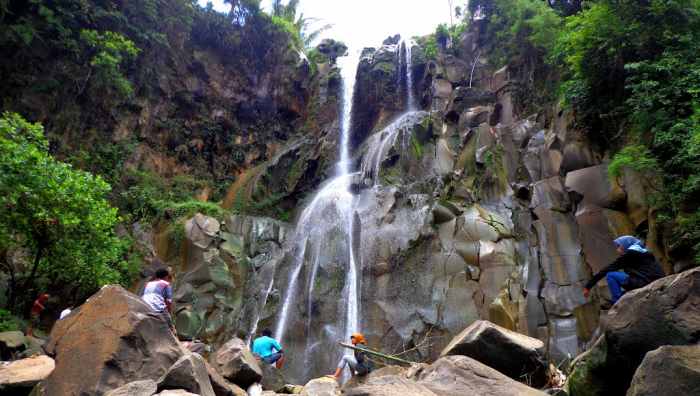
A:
0,2,343,214
158,23,673,384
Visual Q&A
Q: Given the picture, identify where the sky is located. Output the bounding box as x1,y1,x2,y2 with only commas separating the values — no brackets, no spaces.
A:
199,0,455,49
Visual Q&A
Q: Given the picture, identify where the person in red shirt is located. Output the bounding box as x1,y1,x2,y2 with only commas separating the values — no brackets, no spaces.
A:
27,293,49,337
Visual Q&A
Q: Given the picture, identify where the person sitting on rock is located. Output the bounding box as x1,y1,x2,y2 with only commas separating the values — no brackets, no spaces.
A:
141,267,175,333
330,332,372,380
583,235,665,304
253,328,285,368
26,293,49,336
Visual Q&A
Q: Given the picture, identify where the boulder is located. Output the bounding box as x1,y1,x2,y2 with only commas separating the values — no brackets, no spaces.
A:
44,285,184,396
205,360,246,396
259,362,286,393
209,338,262,389
105,380,158,396
0,355,54,395
344,375,437,396
185,213,221,249
627,345,700,396
440,320,547,387
565,336,611,396
603,267,700,393
0,331,26,359
300,377,340,396
155,391,199,396
158,353,215,396
564,165,625,210
417,355,546,395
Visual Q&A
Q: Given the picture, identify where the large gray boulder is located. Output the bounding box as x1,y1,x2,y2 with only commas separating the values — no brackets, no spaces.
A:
158,353,215,396
44,285,185,396
440,320,547,387
259,361,286,393
0,355,54,395
417,356,547,395
627,345,700,396
604,267,700,393
209,338,262,389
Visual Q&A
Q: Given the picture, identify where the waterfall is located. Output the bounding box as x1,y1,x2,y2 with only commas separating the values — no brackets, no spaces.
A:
272,49,362,382
404,38,417,112
360,111,429,184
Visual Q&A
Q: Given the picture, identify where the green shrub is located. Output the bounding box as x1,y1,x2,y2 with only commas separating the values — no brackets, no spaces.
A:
0,113,134,306
0,309,24,332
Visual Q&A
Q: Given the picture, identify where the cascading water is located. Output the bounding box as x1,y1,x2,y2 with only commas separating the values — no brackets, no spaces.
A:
272,49,362,382
404,38,417,112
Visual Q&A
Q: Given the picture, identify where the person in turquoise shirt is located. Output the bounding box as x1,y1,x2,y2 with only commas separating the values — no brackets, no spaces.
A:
252,328,285,368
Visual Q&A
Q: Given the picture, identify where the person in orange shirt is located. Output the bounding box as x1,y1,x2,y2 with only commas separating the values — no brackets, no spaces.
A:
330,332,372,379
27,293,49,336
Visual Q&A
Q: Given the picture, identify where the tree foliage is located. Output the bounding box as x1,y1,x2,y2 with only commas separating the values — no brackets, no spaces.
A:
269,0,331,51
80,29,141,98
0,113,135,311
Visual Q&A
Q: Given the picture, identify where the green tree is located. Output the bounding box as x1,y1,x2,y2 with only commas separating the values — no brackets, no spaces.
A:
0,113,134,312
270,0,331,51
80,29,141,98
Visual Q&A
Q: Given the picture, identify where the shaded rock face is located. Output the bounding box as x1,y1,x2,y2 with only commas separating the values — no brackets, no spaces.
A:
158,353,215,396
627,345,700,396
440,320,547,387
1,7,343,215
209,337,262,389
171,214,290,347
259,362,286,393
0,355,54,395
351,37,406,149
0,331,27,360
44,285,185,396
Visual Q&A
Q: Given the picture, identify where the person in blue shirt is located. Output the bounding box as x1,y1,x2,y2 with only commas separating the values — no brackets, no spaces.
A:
252,328,285,368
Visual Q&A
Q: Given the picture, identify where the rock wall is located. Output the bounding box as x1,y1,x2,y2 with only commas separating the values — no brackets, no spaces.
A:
142,26,673,388
332,30,668,367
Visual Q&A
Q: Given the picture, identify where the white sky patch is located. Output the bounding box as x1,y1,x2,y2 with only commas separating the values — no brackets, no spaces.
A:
198,0,454,49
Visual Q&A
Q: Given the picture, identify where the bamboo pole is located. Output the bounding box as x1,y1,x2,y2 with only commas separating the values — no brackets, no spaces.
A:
339,342,415,365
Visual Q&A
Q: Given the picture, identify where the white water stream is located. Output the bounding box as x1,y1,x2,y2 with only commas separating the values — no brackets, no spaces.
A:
273,49,362,381
271,38,421,383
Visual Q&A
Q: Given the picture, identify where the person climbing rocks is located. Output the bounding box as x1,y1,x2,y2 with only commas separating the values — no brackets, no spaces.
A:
252,328,285,368
329,332,372,380
583,235,665,304
26,293,49,336
141,267,176,333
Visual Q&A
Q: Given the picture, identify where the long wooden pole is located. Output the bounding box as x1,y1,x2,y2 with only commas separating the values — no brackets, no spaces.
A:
339,342,415,365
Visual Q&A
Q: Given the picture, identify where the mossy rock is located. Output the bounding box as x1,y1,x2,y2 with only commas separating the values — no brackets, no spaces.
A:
566,336,613,396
